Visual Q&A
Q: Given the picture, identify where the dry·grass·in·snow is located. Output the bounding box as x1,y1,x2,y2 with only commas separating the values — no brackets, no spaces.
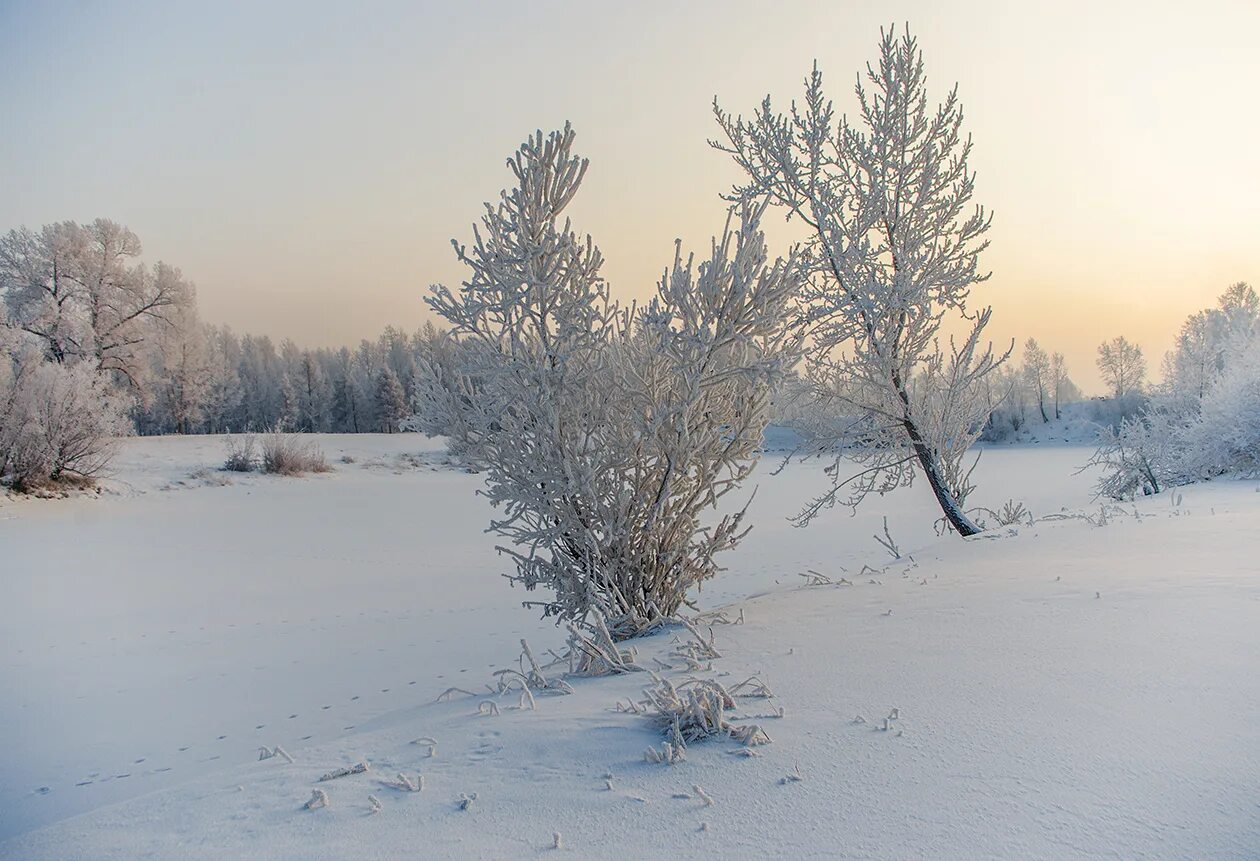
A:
259,427,331,476
640,675,773,755
221,427,332,477
222,434,259,472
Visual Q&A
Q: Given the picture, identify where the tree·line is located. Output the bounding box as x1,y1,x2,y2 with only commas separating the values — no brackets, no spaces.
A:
0,218,440,487
0,218,439,438
132,320,427,436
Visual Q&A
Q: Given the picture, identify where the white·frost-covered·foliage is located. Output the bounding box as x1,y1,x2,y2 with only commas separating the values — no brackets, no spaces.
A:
1087,410,1177,499
414,125,802,639
0,219,191,388
1096,336,1146,400
0,219,185,488
713,26,1007,537
0,351,131,489
1091,283,1260,498
978,343,1082,441
1179,338,1260,477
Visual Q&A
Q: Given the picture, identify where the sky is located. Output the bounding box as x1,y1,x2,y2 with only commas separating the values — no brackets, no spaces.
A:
2,0,1257,393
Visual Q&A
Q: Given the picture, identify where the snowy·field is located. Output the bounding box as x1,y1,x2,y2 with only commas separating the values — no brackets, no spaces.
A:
1,433,1257,859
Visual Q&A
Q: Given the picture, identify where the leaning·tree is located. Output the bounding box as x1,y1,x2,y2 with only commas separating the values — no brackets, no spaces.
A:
714,25,1007,536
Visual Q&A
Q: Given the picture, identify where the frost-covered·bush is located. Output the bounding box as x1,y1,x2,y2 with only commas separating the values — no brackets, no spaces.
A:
1086,411,1176,499
222,433,258,472
260,425,330,476
0,354,131,490
416,125,801,639
1178,338,1260,479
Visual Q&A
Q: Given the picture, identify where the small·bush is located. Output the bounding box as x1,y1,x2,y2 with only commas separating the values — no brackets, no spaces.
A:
260,426,331,476
1,357,130,491
222,433,258,472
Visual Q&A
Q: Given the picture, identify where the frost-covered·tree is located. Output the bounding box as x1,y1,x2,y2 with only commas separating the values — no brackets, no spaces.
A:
201,326,242,433
713,26,1006,536
1090,283,1259,498
151,299,213,434
417,125,801,637
294,353,327,432
0,220,190,390
1162,282,1258,409
374,367,407,433
278,370,299,429
1049,351,1070,420
1096,336,1145,399
0,223,89,364
1177,337,1260,478
331,363,361,433
1022,339,1051,423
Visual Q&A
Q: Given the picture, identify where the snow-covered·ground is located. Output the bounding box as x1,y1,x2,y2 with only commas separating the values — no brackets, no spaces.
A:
1,434,1257,859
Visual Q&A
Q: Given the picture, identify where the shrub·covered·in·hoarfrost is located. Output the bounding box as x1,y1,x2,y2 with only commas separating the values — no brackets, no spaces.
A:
0,352,130,490
415,125,802,639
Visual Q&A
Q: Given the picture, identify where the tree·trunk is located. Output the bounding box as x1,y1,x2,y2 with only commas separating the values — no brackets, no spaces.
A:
903,416,982,536
892,368,982,536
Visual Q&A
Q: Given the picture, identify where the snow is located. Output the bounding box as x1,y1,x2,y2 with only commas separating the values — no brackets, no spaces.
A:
2,433,1258,859
980,401,1110,447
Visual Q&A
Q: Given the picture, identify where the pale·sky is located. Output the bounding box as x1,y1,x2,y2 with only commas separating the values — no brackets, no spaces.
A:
2,0,1257,392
